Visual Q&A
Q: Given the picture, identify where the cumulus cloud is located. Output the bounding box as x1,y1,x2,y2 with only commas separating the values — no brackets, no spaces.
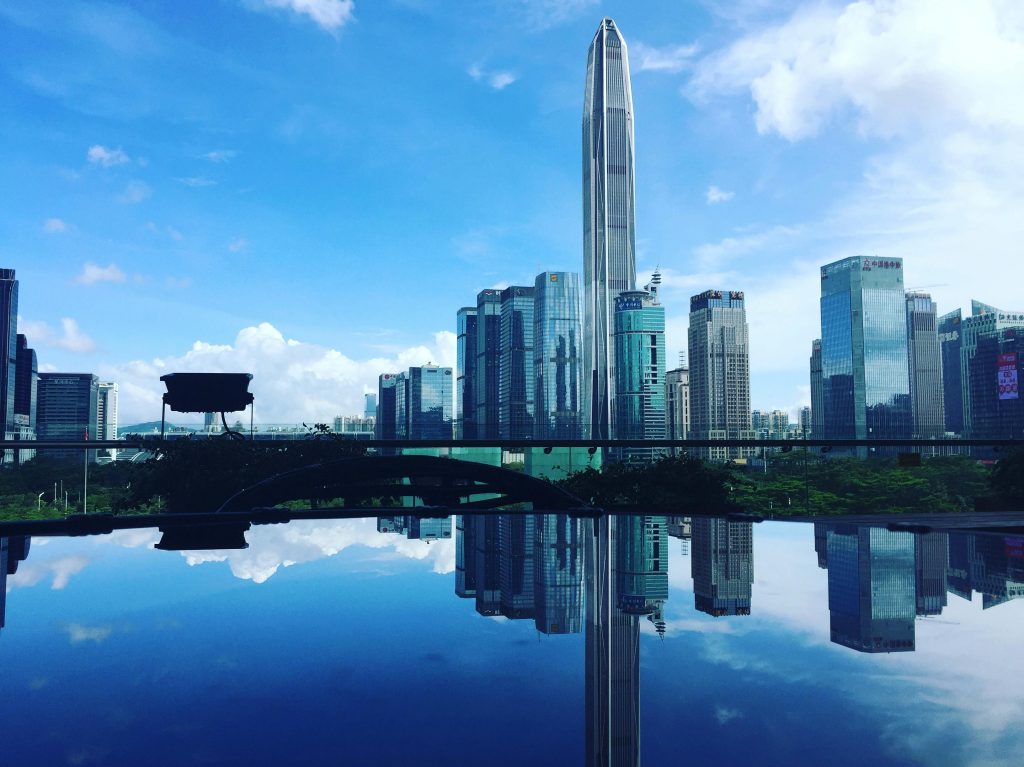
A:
251,0,355,32
18,317,97,353
118,180,151,204
705,185,735,204
76,262,126,285
87,144,129,167
632,41,700,73
65,623,113,643
42,217,67,233
100,321,456,424
468,64,518,90
8,555,91,591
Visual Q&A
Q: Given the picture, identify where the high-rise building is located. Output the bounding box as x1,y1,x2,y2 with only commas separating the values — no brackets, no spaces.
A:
376,373,403,440
959,301,1024,438
96,382,119,460
826,525,915,653
613,284,666,462
965,326,1023,439
533,272,582,440
405,365,452,440
363,393,377,421
798,405,812,436
687,290,753,460
0,269,18,436
809,338,824,438
498,285,535,439
456,307,478,439
691,518,753,617
533,514,584,634
13,334,36,431
582,17,636,441
938,309,964,434
665,357,689,453
36,373,99,461
905,292,945,438
474,289,502,440
819,257,911,445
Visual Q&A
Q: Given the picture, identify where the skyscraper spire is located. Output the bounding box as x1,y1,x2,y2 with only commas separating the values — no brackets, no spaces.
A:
582,17,637,440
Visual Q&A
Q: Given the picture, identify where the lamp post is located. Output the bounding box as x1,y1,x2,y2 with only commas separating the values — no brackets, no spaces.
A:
37,491,44,511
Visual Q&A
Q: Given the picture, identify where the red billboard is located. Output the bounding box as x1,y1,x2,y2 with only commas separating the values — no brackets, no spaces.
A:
998,353,1019,401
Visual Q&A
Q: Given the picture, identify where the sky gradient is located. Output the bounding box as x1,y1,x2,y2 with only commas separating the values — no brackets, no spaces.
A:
3,0,1023,424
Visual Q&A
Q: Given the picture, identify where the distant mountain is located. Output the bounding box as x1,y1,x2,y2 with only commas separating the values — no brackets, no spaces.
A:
118,421,176,436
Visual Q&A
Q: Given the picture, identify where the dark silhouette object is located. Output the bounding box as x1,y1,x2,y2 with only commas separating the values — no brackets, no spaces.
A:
160,373,254,439
155,522,250,550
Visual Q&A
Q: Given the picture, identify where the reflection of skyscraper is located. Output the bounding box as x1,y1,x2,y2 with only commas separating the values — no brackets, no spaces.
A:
615,515,668,616
498,514,536,619
455,514,477,599
1,536,31,636
691,517,753,616
826,525,915,653
947,531,1024,608
583,18,637,440
407,517,452,541
533,514,583,634
377,516,406,535
473,515,502,616
585,516,640,766
915,532,948,616
814,522,830,569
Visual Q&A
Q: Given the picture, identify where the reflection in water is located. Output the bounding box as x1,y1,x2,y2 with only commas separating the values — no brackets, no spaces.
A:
691,518,753,617
0,536,31,636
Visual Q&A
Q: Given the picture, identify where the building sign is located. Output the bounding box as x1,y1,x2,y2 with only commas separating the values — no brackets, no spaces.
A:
616,297,643,312
998,353,1019,400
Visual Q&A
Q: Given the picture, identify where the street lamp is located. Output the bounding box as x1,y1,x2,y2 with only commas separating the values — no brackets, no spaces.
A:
37,491,44,511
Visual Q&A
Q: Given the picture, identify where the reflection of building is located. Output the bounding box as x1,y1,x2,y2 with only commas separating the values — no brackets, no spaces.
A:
582,17,637,441
691,518,753,616
377,516,406,535
613,283,666,463
947,532,1024,608
534,514,583,634
688,290,753,461
814,522,830,569
473,514,502,616
534,272,583,440
819,257,911,446
667,516,691,555
498,514,536,619
826,525,915,653
915,532,948,616
408,517,452,541
615,515,668,616
0,536,31,636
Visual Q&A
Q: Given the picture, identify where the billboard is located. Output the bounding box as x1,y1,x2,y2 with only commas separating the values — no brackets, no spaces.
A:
998,353,1019,401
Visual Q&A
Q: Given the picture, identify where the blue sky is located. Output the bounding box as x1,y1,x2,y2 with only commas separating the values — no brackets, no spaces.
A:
3,0,1023,423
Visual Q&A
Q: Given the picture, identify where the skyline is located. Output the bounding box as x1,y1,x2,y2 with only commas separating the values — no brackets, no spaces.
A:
4,1,1024,424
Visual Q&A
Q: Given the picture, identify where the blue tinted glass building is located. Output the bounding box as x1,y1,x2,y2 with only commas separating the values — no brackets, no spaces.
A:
613,288,665,462
959,302,1024,437
376,372,403,440
534,272,582,440
474,289,502,440
406,365,452,440
809,339,824,438
966,326,1024,440
938,309,964,434
905,292,945,438
583,18,637,441
37,373,99,461
456,307,478,439
0,269,18,435
498,286,535,440
14,334,37,430
819,257,911,444
533,514,583,634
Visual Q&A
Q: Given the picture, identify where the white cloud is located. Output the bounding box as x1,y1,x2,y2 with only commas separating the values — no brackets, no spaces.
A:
705,185,735,204
632,41,700,73
76,262,126,285
468,64,518,90
201,149,237,163
252,0,355,32
66,623,113,644
18,317,97,353
42,217,67,233
118,180,151,204
516,0,597,30
8,555,91,591
175,176,216,187
715,705,744,725
100,321,457,424
227,237,248,253
87,144,129,167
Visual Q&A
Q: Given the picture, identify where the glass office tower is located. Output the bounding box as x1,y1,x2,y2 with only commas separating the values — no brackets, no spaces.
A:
36,373,99,461
938,309,964,434
905,292,945,438
376,372,403,440
474,289,502,440
959,301,1024,437
456,307,478,439
819,257,911,444
0,268,18,436
582,17,637,440
498,286,535,440
613,288,666,462
533,272,582,440
406,365,452,440
810,338,824,438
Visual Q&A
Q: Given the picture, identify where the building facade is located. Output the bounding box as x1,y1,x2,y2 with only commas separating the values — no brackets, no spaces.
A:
959,301,1024,437
938,309,964,434
687,290,752,460
809,338,824,438
498,286,535,440
582,17,637,441
405,365,452,440
905,292,945,438
533,272,583,440
14,334,37,431
96,382,119,460
533,514,584,634
691,518,753,617
966,326,1023,439
474,289,502,440
376,372,403,440
456,307,478,439
665,363,689,452
36,373,99,461
819,256,911,444
0,268,18,436
613,287,665,462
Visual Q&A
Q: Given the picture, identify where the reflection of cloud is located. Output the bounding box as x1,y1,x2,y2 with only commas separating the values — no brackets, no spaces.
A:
715,705,744,725
66,623,112,643
174,518,455,583
8,555,90,591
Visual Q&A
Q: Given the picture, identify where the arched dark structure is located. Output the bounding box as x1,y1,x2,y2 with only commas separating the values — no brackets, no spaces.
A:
215,454,590,514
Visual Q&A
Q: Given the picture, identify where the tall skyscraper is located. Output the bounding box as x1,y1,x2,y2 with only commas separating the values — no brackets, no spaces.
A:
405,365,452,440
691,517,753,617
613,283,666,462
533,272,582,440
665,357,689,453
456,306,478,439
938,309,964,434
826,525,916,653
809,338,824,438
798,405,812,436
13,334,36,430
905,292,945,438
819,257,911,445
474,289,502,440
583,17,636,440
36,373,99,461
376,372,403,440
498,285,535,439
363,393,377,421
0,269,18,437
959,301,1024,437
688,290,752,461
96,382,119,460
965,325,1023,439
